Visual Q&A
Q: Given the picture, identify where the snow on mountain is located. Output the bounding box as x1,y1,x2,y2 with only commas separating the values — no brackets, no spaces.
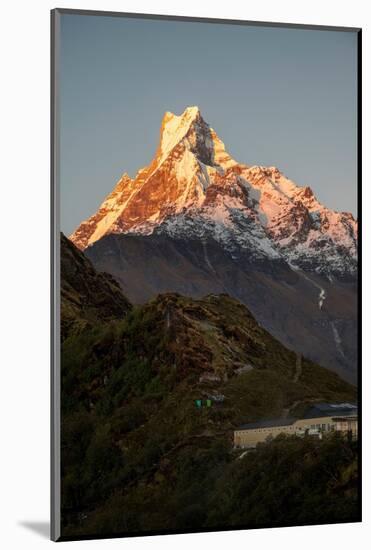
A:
70,106,357,277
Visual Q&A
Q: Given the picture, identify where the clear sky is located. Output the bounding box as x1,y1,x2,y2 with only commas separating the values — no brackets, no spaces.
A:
59,13,358,235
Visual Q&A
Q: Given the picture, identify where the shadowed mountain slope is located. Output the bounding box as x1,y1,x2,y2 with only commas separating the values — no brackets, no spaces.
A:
61,233,132,340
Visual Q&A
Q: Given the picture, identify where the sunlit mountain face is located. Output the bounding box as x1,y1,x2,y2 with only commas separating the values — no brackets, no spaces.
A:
70,107,358,383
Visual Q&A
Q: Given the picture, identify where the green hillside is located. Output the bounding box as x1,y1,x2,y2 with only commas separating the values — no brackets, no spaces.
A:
60,236,358,538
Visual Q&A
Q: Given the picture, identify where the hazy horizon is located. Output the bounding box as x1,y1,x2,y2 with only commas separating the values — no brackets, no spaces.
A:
59,14,358,235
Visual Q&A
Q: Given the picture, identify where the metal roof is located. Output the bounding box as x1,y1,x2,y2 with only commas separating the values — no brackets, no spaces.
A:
236,402,358,431
303,402,357,419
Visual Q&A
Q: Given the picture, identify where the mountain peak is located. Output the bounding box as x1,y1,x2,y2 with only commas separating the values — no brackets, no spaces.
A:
158,105,203,161
158,105,236,170
163,105,201,122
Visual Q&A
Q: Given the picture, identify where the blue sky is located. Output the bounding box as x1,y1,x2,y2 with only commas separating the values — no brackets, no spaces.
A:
59,14,358,235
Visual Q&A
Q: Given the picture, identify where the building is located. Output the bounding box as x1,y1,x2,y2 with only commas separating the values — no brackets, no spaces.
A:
234,402,358,449
332,415,358,439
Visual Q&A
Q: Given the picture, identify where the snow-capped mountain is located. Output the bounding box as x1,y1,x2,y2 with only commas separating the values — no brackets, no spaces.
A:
69,106,358,383
70,106,357,278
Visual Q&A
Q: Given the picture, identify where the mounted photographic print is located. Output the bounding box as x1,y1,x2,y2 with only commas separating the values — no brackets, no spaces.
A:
51,9,361,541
